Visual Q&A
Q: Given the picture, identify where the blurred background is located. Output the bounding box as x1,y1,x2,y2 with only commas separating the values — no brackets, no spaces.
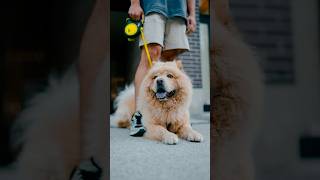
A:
229,0,320,179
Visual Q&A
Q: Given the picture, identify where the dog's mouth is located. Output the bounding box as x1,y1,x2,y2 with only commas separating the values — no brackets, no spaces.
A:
155,88,176,101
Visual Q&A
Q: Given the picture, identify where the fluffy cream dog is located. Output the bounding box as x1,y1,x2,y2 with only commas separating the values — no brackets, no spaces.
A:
111,60,203,144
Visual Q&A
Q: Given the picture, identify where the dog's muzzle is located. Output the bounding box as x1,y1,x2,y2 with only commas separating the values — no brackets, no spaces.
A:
155,80,176,101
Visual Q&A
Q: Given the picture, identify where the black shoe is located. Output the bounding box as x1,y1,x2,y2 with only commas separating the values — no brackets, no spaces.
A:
70,157,102,180
129,111,146,137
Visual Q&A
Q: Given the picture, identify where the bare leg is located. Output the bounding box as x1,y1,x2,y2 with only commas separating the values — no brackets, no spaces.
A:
77,0,107,178
134,44,161,110
161,49,187,61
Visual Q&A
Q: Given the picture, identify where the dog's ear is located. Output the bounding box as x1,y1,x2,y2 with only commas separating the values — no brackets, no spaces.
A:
175,60,183,70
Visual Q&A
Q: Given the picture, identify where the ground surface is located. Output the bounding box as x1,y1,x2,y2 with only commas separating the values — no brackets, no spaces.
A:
110,121,210,180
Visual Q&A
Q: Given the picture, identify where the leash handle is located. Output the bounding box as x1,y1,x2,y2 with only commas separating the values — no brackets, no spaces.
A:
140,28,153,68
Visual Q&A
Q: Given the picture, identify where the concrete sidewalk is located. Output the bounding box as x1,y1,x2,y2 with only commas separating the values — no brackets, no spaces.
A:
110,121,210,180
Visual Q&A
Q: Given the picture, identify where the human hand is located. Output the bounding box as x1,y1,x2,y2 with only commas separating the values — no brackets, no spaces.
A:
186,15,196,35
128,3,144,20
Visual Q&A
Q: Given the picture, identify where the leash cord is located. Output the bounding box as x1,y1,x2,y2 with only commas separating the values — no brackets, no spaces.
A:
140,28,153,68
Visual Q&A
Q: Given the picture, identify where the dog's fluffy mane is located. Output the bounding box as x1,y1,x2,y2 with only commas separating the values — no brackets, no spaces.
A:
111,60,192,129
140,61,192,110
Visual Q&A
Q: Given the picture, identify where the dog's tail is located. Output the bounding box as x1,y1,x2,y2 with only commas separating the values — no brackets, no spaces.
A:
110,84,135,128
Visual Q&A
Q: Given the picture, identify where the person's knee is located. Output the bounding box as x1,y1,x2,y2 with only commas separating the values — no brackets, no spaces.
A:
139,44,161,67
148,45,162,60
161,49,186,61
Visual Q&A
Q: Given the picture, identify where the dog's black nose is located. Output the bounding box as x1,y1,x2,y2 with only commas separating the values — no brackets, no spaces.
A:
157,79,163,85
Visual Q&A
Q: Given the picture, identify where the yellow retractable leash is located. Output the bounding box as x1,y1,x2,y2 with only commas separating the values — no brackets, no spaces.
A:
124,17,153,68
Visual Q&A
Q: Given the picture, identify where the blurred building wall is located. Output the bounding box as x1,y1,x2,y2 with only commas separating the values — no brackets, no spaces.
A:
252,0,320,179
228,0,320,179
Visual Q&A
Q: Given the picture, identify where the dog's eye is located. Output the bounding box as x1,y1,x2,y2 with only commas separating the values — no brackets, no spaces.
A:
167,74,174,78
152,75,158,79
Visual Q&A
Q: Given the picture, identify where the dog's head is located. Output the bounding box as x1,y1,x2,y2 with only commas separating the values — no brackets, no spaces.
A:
141,60,192,106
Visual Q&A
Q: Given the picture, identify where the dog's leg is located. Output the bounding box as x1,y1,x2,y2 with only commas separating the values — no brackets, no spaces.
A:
175,112,203,142
145,124,179,145
177,124,203,142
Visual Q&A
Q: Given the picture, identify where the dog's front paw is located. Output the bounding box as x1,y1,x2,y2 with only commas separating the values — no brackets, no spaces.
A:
185,130,203,142
162,132,179,145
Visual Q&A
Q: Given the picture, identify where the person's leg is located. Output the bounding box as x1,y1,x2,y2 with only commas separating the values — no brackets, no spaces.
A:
72,0,107,179
134,13,165,102
129,44,161,137
134,43,161,108
130,13,165,136
161,49,187,61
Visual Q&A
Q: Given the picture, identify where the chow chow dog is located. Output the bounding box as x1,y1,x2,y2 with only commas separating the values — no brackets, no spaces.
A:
212,0,264,179
111,60,203,144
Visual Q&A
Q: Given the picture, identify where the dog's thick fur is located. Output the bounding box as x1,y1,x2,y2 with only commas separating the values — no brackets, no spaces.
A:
8,67,80,180
6,61,107,180
111,61,203,144
212,0,264,179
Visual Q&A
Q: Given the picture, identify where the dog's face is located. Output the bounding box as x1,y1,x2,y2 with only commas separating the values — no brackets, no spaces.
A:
143,60,192,103
151,68,177,101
